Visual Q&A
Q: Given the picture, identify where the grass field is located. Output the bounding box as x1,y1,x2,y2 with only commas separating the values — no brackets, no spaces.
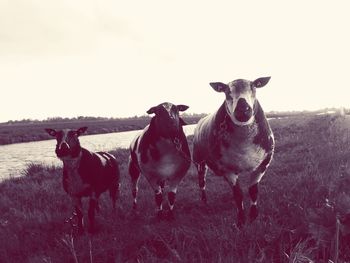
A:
0,114,350,262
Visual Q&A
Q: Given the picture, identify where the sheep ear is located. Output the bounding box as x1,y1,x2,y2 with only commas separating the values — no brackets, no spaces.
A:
147,106,158,114
177,104,189,112
210,82,229,93
253,77,271,88
76,127,88,136
45,128,57,137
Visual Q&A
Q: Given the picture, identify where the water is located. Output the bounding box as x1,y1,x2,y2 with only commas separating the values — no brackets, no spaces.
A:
0,125,196,180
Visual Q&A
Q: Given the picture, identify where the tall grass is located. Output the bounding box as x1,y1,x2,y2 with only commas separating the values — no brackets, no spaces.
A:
0,115,349,262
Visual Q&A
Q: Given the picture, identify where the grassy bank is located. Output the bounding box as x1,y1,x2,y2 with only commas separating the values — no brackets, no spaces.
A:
1,115,350,262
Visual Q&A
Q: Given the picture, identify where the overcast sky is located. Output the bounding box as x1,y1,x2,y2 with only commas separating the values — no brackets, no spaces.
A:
0,0,349,122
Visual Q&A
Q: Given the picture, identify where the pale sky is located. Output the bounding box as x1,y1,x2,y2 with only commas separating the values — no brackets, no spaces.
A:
0,0,349,122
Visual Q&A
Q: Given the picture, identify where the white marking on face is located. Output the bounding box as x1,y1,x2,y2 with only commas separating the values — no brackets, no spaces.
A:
162,103,176,119
163,103,172,113
226,81,255,126
238,91,254,109
59,129,70,150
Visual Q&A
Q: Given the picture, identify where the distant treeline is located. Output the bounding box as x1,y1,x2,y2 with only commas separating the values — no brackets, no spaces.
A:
2,108,349,125
0,109,348,145
2,113,206,125
0,113,205,145
266,107,350,118
4,115,149,125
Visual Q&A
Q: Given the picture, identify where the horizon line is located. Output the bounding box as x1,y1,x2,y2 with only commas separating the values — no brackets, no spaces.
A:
1,107,348,124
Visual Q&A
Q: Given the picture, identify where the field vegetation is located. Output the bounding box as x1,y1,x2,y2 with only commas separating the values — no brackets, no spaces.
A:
0,114,350,262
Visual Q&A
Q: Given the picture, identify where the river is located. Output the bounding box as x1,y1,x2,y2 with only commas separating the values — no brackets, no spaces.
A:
0,124,196,181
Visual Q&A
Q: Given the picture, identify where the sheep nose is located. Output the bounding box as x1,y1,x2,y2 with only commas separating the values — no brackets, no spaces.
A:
236,98,251,113
59,142,70,151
